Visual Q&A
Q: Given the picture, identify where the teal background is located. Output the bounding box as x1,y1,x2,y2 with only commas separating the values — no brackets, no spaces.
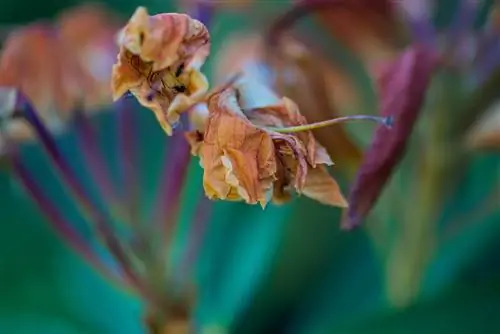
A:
1,0,500,333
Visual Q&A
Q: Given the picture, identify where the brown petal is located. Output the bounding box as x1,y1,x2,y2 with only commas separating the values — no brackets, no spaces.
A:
0,25,91,121
200,88,277,206
117,7,210,72
184,130,204,155
301,166,348,207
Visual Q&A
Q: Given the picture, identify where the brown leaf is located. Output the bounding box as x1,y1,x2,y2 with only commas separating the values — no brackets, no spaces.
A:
343,45,438,229
111,7,211,135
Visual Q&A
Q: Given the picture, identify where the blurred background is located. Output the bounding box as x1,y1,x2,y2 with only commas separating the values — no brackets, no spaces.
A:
0,0,499,333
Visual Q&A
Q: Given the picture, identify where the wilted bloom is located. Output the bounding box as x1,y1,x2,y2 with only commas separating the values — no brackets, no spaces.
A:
56,4,121,112
0,4,119,146
185,79,348,208
111,6,211,135
214,34,364,175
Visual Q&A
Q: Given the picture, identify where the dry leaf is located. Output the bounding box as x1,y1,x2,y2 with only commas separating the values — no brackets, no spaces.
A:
111,7,210,135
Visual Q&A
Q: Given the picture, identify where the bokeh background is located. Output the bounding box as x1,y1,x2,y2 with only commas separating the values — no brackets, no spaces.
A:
1,0,500,333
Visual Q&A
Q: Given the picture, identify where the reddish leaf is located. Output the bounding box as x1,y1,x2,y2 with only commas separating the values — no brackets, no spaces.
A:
342,45,438,230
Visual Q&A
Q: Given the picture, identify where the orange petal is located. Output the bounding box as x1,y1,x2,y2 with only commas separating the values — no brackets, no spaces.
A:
118,7,210,72
301,166,348,208
199,88,277,205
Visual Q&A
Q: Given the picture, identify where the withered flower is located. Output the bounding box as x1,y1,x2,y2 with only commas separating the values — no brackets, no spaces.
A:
0,4,119,145
56,4,121,112
111,6,211,135
185,81,348,209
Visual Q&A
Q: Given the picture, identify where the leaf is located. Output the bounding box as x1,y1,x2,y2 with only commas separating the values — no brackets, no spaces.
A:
343,45,438,229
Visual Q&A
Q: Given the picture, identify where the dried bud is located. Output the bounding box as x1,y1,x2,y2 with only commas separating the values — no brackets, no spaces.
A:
111,7,211,135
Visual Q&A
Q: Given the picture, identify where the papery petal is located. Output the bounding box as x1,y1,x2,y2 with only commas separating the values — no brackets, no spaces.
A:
301,166,348,207
57,4,120,111
118,7,210,72
214,33,362,173
343,45,438,229
111,49,209,135
0,25,89,122
198,88,277,206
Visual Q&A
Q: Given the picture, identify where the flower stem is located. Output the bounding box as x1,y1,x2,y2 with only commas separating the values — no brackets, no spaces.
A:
266,115,393,133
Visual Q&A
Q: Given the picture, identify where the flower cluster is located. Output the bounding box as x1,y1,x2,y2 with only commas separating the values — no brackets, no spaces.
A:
110,5,393,210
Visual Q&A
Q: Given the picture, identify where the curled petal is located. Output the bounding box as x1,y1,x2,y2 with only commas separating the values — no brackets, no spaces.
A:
198,88,277,207
111,50,209,135
343,45,438,229
117,7,210,72
301,166,348,207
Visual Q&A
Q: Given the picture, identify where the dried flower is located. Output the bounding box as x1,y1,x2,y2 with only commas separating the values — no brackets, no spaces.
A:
185,81,348,208
111,7,211,135
0,4,119,145
214,34,364,175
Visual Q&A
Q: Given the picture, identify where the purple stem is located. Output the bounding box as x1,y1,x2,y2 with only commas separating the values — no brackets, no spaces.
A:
11,149,126,288
116,99,140,224
73,111,121,209
152,132,191,235
179,195,212,278
13,92,148,299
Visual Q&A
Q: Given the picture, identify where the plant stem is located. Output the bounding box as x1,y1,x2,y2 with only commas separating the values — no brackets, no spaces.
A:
265,115,393,133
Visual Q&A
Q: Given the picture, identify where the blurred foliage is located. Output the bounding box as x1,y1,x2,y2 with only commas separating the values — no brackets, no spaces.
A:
1,0,500,333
